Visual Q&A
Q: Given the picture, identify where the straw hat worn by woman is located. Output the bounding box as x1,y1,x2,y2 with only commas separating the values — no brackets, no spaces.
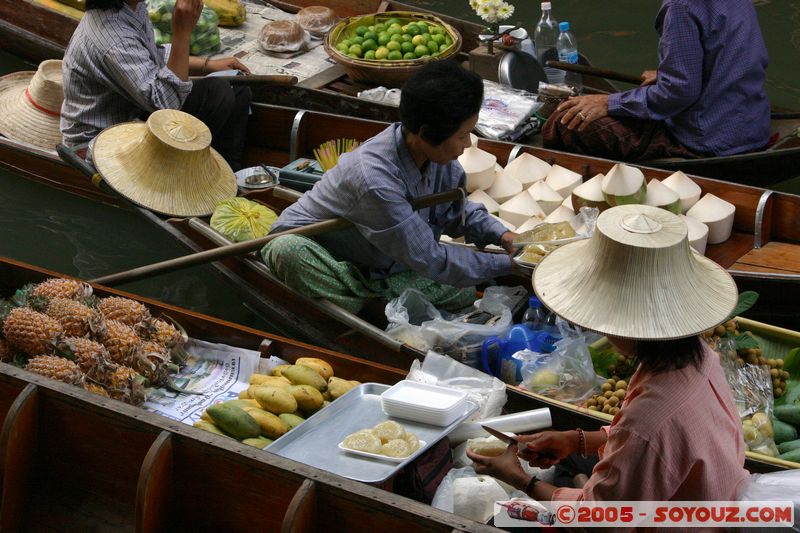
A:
467,204,750,502
0,60,64,150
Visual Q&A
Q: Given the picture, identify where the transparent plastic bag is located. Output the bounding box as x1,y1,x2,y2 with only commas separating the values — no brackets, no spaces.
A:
258,20,308,54
432,466,524,522
147,0,221,55
475,80,541,140
518,321,604,403
296,5,338,37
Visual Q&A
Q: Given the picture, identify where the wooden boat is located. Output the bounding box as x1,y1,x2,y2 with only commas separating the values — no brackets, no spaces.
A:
0,259,793,533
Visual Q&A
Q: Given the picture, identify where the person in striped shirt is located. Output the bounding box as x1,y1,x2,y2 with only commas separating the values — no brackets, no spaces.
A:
61,0,251,169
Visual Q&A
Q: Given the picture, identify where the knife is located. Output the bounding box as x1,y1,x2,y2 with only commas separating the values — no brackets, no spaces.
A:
481,425,556,459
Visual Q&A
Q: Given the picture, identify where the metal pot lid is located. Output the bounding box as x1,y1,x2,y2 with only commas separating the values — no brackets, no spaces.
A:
498,51,548,93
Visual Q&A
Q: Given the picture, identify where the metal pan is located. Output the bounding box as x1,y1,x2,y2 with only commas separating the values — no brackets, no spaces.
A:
498,51,548,93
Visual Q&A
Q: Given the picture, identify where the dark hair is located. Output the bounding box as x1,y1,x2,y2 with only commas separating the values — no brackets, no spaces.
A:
632,335,706,374
86,0,124,10
399,61,483,146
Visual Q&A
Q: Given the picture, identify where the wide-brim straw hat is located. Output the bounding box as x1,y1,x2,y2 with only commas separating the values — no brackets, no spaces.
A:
533,204,738,340
0,59,64,150
92,109,237,217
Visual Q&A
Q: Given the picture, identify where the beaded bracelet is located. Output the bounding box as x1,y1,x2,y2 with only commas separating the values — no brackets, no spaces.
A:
576,428,587,458
202,56,210,75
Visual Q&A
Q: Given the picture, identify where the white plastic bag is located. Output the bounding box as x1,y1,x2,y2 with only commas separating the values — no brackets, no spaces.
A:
432,466,526,522
476,80,541,140
738,470,800,531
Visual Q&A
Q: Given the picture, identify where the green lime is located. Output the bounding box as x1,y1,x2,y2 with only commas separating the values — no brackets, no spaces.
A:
340,39,352,48
364,50,376,60
378,32,391,46
388,24,402,35
374,23,386,33
400,41,414,54
362,38,377,51
411,35,426,46
414,44,429,57
336,43,349,53
405,23,420,36
386,40,401,52
427,42,438,54
389,34,403,43
355,26,368,37
421,33,431,42
403,52,416,60
348,44,363,57
347,53,359,58
417,23,428,34
375,46,390,60
351,36,364,45
385,18,401,27
364,31,377,42
445,37,452,46
401,33,412,43
430,25,443,35
387,50,403,60
432,34,446,45
431,51,441,57
368,25,375,32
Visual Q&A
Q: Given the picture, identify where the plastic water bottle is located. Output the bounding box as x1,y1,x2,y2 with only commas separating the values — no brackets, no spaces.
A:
522,296,557,333
556,21,583,93
534,2,563,85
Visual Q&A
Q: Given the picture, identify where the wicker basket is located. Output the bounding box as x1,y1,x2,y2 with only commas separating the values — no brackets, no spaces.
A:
324,11,463,88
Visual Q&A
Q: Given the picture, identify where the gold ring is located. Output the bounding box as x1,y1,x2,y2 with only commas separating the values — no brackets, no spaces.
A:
578,112,587,120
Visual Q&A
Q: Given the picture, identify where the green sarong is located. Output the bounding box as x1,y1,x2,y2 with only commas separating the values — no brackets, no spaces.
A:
261,235,475,314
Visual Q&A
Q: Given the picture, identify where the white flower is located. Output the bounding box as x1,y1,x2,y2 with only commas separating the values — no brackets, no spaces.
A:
469,0,479,9
499,3,513,18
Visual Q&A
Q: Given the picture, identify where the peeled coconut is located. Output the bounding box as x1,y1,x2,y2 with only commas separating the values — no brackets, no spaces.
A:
515,216,545,234
571,173,609,212
491,214,516,232
543,205,576,225
601,163,647,206
527,181,563,215
662,171,702,213
467,189,500,214
469,132,479,148
544,165,583,197
499,191,545,228
680,214,710,255
486,169,523,204
686,193,736,244
458,145,496,192
645,179,681,214
502,152,551,188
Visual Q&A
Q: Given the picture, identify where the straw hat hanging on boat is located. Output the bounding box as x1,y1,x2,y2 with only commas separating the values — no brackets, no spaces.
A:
0,59,64,150
533,204,738,340
92,109,237,217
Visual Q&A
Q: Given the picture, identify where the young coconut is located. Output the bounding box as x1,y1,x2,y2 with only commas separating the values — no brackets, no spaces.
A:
515,215,546,234
680,214,710,255
469,132,479,148
601,164,647,206
544,165,582,197
458,145,497,192
543,205,576,225
561,194,575,211
686,193,736,244
527,181,563,215
485,169,523,204
490,215,517,232
499,191,546,228
571,173,608,212
467,189,501,214
662,171,701,213
502,152,551,188
644,179,681,214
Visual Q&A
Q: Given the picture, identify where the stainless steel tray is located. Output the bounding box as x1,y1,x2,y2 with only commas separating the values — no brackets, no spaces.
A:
267,383,478,484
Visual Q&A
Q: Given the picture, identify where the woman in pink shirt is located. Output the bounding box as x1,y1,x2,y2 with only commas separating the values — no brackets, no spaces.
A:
468,204,750,503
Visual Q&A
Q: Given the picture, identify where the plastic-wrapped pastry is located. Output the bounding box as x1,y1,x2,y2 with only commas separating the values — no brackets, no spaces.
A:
258,20,307,53
342,430,382,453
381,438,412,458
297,6,338,36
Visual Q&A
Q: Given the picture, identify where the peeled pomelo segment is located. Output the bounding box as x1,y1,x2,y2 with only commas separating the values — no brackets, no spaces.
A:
467,189,500,214
645,178,681,214
601,163,647,206
680,214,709,255
527,180,563,215
515,215,545,234
499,191,545,227
486,170,523,204
503,152,551,188
458,146,497,192
662,170,701,213
544,164,582,197
686,193,735,244
571,173,608,212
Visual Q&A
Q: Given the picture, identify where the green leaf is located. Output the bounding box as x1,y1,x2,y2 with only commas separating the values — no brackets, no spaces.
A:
727,291,759,320
784,348,800,377
734,332,760,351
776,378,800,407
589,345,620,378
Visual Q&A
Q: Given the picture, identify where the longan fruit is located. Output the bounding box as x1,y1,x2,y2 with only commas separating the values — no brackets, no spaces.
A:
596,397,607,407
781,371,790,380
615,380,628,390
601,383,613,392
774,388,783,397
776,359,784,368
607,396,619,407
613,389,626,399
714,325,726,336
770,368,779,378
609,407,620,415
587,398,597,407
602,404,612,414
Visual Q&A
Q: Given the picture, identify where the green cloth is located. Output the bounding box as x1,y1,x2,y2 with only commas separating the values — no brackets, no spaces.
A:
262,235,475,314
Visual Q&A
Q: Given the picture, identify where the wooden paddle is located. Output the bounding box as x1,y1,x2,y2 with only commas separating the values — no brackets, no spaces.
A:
90,188,468,287
188,74,298,86
546,60,645,85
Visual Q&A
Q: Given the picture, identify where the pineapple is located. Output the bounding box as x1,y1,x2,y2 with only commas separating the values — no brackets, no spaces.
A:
97,297,150,326
44,297,93,337
134,341,170,386
3,307,63,356
57,336,116,385
92,319,140,366
31,278,92,301
108,365,146,406
25,355,85,386
137,317,188,363
83,382,110,398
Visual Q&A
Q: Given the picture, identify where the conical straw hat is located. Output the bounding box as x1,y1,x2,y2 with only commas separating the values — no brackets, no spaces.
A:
533,204,737,340
92,109,237,217
0,60,64,150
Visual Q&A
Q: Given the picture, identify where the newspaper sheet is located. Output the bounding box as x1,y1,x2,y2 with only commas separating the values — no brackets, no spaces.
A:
214,3,339,81
143,338,287,425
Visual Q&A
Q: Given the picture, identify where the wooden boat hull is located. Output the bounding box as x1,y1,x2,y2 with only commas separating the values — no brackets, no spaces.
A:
0,258,791,533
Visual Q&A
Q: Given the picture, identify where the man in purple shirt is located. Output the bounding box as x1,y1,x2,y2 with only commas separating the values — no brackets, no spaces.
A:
542,0,771,161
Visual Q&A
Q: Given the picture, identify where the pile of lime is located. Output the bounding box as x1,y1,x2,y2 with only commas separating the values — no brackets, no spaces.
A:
335,17,454,61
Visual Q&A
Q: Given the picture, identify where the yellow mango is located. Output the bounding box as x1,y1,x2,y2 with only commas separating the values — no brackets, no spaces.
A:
242,406,289,439
271,364,291,377
282,365,327,392
201,410,213,422
287,384,324,412
242,437,272,449
238,388,252,399
206,403,261,440
251,385,298,414
328,376,357,399
250,373,291,386
194,419,227,436
224,399,261,410
295,357,334,381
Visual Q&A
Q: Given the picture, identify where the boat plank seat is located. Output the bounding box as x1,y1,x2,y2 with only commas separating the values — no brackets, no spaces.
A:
281,479,317,533
731,242,800,275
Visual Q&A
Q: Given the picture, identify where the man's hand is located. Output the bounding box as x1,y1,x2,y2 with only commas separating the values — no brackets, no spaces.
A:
640,69,657,86
556,94,610,132
467,444,530,490
516,431,579,468
500,231,518,254
207,57,251,74
172,0,203,39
